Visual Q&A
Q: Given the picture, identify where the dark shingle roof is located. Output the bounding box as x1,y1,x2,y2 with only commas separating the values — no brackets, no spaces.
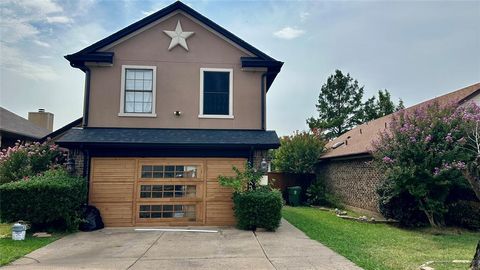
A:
0,107,50,139
56,128,280,149
41,117,83,141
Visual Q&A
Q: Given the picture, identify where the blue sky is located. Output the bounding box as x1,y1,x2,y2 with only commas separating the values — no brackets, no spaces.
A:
1,0,479,135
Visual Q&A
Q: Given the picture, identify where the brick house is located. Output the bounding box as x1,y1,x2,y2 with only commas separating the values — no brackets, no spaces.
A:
316,82,480,213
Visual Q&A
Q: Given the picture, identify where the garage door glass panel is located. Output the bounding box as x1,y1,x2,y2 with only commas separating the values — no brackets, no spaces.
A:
138,204,196,220
140,185,196,198
141,165,198,179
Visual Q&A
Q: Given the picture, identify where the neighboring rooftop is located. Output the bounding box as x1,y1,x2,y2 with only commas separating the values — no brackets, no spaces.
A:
0,107,50,139
321,82,480,160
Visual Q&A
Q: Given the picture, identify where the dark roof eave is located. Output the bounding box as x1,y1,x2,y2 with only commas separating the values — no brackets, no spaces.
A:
64,52,114,67
57,141,280,149
241,57,284,90
319,151,372,161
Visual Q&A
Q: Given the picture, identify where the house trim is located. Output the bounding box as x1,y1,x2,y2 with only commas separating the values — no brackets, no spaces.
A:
198,68,234,119
119,65,157,118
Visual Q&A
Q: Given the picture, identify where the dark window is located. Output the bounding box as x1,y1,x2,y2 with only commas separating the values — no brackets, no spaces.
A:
138,204,196,220
140,165,197,179
203,71,230,115
139,185,196,198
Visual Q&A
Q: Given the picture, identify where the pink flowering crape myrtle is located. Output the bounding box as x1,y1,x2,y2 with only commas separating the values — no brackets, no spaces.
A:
372,101,480,227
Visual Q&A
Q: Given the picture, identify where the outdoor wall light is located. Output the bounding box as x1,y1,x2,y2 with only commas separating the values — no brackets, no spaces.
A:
260,158,268,173
173,111,182,116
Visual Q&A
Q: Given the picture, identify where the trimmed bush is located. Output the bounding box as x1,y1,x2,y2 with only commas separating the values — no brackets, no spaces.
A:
445,201,480,230
0,169,87,231
233,189,283,231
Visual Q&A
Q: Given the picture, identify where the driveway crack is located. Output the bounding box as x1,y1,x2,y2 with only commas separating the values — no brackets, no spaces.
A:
253,231,277,270
126,232,164,270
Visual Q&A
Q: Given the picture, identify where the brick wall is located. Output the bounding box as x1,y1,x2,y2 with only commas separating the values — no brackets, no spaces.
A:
315,156,384,212
68,148,85,177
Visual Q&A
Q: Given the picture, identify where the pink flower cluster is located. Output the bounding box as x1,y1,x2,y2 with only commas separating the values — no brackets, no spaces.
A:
0,139,64,164
433,161,467,176
382,156,395,164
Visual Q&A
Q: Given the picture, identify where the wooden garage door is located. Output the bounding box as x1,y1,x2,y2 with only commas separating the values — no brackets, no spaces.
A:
89,157,245,226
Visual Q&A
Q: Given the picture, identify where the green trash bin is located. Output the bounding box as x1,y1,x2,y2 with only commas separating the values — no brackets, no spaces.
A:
287,186,302,206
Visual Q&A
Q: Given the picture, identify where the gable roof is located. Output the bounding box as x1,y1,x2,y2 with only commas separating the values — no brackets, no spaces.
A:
0,107,50,139
65,1,283,89
321,82,480,160
40,117,83,142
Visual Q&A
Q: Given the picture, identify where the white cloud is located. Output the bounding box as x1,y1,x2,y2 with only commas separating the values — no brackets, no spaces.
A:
300,12,310,22
141,10,154,16
46,16,73,24
33,40,51,47
274,27,305,40
0,42,60,81
0,19,39,43
15,0,63,14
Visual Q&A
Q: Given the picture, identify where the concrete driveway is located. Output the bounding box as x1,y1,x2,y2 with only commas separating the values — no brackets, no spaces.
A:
5,220,362,270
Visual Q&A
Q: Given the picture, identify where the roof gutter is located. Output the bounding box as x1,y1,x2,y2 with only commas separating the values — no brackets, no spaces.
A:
242,57,283,91
65,53,109,128
319,152,373,162
67,62,91,127
82,67,91,127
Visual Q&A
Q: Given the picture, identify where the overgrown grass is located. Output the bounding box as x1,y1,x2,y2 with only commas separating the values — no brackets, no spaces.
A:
0,223,63,266
283,207,479,270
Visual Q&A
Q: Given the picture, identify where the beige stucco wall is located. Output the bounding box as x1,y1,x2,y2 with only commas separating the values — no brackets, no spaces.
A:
87,12,264,129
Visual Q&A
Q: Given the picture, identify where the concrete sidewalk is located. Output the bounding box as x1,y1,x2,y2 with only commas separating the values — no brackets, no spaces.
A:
5,219,362,270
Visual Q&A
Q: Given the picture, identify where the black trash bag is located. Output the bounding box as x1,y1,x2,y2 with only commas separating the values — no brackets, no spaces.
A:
79,205,104,231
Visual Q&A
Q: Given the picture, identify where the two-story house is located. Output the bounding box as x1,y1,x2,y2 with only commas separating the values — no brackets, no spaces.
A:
55,1,283,227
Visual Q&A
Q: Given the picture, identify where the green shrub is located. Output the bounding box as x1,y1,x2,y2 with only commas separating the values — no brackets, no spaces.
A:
445,201,480,230
0,140,66,184
233,189,283,231
273,131,326,174
306,179,343,208
218,163,262,193
0,169,87,231
377,180,428,227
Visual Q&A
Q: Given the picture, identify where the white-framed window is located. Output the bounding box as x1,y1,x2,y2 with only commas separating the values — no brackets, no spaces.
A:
199,68,233,119
119,65,157,117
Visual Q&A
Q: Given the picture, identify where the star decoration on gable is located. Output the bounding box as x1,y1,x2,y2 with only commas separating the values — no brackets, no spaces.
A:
163,20,194,51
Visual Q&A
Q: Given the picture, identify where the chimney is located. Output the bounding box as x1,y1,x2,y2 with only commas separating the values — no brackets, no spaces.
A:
28,109,54,132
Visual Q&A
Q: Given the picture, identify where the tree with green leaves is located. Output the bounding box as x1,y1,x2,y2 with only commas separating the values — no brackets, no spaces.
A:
307,70,364,139
272,130,326,174
361,89,404,122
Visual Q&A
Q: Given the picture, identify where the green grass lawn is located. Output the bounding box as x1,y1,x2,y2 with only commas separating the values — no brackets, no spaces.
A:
283,206,479,270
0,223,64,266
